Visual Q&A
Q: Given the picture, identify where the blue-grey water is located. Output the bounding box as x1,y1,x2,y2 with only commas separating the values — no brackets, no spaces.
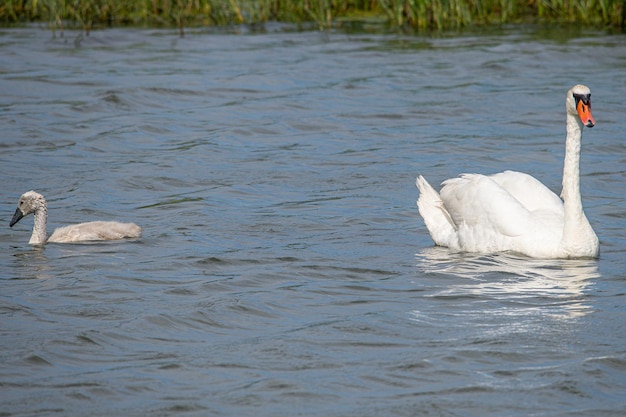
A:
1,26,625,416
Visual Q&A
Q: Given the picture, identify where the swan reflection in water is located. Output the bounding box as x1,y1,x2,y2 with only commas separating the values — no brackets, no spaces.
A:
413,247,600,321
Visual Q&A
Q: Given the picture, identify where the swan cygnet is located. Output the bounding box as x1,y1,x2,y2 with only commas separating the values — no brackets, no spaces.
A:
10,190,142,245
416,84,599,259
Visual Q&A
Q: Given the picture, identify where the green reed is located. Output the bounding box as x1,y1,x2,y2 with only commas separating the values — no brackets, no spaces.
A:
1,0,624,31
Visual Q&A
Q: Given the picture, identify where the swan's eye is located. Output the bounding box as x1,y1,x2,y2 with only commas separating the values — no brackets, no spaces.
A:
573,93,591,106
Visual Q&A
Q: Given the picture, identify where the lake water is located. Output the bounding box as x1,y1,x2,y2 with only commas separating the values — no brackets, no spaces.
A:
0,25,625,416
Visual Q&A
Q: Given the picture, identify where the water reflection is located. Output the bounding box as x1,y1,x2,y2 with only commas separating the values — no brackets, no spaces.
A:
9,246,53,280
414,247,600,319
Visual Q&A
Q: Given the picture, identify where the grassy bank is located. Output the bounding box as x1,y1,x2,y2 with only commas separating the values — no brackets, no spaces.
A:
1,0,625,32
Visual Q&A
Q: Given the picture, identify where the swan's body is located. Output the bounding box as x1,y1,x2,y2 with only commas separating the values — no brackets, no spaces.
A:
10,191,142,245
416,84,599,259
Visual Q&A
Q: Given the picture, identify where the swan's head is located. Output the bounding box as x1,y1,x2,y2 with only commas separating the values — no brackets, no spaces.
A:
567,84,595,128
10,191,46,227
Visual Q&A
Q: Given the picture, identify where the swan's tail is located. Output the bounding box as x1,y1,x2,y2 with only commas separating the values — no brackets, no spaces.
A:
416,175,458,248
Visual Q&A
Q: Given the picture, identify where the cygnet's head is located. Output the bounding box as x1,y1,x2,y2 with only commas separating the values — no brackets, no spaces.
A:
10,191,46,227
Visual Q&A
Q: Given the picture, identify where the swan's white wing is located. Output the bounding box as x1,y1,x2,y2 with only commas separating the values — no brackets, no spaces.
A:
489,170,563,214
440,174,531,238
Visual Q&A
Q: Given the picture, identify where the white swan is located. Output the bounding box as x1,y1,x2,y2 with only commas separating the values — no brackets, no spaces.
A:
416,84,599,259
10,190,142,245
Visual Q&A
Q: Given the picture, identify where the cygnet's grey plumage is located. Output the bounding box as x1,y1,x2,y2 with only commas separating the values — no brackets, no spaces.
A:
10,190,142,245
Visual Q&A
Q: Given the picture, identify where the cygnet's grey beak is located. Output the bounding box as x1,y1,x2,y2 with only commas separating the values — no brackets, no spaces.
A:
10,208,24,227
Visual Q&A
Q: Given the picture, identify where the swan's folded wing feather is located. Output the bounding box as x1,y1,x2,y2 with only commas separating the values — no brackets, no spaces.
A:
48,221,141,243
416,175,459,248
489,170,563,214
440,174,531,237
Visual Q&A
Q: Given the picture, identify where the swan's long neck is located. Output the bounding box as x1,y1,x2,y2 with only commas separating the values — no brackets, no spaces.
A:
560,111,597,256
561,112,583,214
30,204,48,245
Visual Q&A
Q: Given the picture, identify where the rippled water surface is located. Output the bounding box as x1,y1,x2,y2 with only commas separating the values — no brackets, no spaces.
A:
1,26,625,416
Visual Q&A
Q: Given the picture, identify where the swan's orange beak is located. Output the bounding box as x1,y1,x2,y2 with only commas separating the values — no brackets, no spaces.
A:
577,99,595,128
